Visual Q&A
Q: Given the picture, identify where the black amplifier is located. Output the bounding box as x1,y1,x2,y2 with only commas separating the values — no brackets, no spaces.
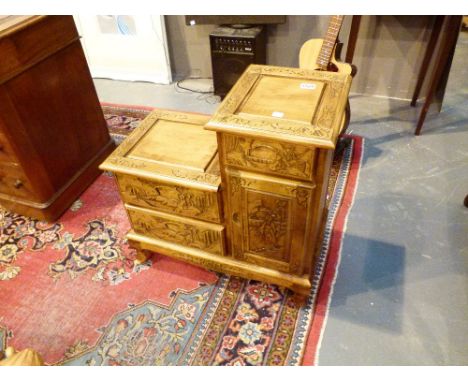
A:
210,26,266,98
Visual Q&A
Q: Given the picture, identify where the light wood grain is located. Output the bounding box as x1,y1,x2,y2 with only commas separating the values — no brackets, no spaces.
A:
237,76,325,123
102,65,352,297
127,119,218,172
205,65,352,149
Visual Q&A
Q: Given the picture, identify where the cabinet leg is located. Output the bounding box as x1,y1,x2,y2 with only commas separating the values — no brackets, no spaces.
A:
128,238,152,265
291,292,309,306
134,249,152,265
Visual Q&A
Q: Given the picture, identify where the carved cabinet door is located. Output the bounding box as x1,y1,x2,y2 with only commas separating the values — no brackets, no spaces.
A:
226,169,315,275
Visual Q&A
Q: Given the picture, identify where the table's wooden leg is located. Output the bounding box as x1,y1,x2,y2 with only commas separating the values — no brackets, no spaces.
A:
345,15,362,64
415,16,461,135
411,16,444,107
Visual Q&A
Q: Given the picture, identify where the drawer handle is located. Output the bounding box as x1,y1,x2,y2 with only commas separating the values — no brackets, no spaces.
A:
232,212,240,224
14,179,23,189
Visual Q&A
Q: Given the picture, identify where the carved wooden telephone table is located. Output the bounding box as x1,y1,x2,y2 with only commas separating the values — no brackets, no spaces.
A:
100,65,352,297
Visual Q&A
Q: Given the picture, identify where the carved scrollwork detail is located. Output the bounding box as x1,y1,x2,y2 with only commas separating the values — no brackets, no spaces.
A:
108,157,148,169
240,178,252,189
328,80,344,98
257,65,348,84
260,66,309,77
151,112,190,121
217,72,258,115
229,176,242,194
217,114,331,140
290,187,310,207
317,104,337,131
170,169,220,186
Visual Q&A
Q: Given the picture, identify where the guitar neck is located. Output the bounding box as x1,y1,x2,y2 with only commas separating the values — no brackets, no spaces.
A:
316,15,344,70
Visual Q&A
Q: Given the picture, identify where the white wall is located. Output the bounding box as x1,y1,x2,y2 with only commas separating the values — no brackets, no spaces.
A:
74,15,172,84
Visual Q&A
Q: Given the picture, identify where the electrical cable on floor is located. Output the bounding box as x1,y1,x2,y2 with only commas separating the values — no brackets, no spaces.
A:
174,77,221,104
176,80,212,94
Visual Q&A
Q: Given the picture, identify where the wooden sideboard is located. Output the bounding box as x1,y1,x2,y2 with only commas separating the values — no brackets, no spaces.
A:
101,65,352,297
0,16,114,221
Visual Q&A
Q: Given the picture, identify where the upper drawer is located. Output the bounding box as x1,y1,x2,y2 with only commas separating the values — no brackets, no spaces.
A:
0,163,35,200
0,16,79,84
115,173,223,224
222,133,316,181
100,109,223,223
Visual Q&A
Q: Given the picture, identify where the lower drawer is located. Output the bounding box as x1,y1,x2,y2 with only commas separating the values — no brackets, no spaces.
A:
126,204,226,257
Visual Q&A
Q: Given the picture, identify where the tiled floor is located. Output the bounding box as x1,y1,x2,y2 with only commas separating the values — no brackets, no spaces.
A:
93,32,468,365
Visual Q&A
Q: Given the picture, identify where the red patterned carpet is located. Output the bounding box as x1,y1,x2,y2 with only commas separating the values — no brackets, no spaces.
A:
0,104,363,365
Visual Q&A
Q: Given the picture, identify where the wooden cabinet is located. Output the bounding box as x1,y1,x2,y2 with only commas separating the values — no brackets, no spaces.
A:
206,65,352,296
0,16,114,221
101,65,352,297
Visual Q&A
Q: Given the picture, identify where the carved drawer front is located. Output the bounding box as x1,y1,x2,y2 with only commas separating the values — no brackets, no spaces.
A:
126,204,226,257
226,169,314,274
0,164,35,200
222,134,315,181
116,174,222,224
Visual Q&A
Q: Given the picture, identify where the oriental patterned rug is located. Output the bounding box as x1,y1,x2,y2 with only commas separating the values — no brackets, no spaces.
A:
0,103,363,366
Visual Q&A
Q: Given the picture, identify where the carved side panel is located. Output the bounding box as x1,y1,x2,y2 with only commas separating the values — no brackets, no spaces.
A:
224,134,315,180
116,174,221,223
128,208,224,256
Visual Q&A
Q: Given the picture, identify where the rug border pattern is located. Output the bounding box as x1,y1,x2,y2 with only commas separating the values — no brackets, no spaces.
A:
286,135,358,365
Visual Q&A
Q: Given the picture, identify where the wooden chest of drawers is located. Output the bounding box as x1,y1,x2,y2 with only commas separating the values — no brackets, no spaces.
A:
0,16,114,221
100,110,226,264
102,65,352,297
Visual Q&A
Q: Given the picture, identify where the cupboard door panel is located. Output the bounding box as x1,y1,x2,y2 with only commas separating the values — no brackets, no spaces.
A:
226,169,314,274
